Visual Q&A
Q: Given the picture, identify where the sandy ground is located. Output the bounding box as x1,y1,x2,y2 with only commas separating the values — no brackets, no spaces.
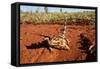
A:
20,24,95,64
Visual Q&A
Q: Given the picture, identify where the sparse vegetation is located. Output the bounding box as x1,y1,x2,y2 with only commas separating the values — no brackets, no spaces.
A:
20,11,95,25
20,6,96,64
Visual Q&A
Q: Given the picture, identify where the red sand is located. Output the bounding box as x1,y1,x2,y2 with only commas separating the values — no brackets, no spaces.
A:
20,24,95,64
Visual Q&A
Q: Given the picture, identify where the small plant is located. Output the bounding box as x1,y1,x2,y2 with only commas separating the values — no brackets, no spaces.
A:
20,11,95,25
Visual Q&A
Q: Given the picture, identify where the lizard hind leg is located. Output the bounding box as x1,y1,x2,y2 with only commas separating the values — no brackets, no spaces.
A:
65,44,70,50
64,39,70,50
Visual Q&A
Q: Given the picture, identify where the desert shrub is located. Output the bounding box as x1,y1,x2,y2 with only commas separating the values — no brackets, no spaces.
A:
20,11,95,25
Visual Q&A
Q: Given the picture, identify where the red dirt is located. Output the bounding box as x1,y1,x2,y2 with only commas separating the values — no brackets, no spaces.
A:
20,24,95,64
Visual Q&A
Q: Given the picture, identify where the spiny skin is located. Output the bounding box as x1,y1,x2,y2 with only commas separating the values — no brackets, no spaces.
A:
43,34,70,50
43,21,70,50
